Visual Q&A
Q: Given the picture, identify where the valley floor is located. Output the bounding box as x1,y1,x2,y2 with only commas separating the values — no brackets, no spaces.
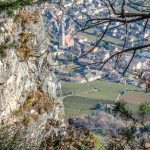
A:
62,80,149,116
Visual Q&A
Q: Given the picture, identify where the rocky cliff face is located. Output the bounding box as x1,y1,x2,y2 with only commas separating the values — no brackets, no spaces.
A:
0,4,64,149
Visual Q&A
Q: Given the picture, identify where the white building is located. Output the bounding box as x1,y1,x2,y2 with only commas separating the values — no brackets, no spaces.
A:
130,60,142,71
103,52,110,61
74,0,84,5
144,31,150,38
77,35,88,43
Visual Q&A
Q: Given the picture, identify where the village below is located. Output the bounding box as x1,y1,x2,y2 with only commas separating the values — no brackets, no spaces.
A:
41,0,150,115
0,0,150,150
42,0,149,88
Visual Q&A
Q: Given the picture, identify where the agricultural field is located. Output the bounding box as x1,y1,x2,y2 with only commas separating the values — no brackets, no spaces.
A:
121,91,150,104
63,96,113,116
77,30,124,48
62,80,141,116
62,80,139,100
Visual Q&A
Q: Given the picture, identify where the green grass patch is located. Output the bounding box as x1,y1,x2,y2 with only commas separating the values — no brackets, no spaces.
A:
62,80,139,116
64,96,97,116
62,80,139,100
62,82,92,95
127,103,139,112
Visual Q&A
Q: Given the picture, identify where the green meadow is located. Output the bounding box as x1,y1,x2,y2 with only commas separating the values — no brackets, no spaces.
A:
62,80,139,116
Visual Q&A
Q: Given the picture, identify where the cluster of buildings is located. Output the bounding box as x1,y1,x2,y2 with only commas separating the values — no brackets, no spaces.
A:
42,0,150,90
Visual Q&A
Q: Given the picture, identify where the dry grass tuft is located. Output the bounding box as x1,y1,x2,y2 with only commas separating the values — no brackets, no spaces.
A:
15,8,40,61
26,90,55,114
15,9,40,25
14,90,55,116
22,116,33,126
13,90,55,126
17,30,34,61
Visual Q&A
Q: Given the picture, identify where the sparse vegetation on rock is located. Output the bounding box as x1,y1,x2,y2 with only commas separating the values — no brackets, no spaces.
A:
14,90,55,126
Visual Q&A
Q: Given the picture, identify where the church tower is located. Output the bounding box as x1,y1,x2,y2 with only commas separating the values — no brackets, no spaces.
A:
59,0,66,48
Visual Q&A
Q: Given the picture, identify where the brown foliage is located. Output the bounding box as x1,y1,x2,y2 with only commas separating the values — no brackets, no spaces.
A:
16,9,40,25
26,90,55,114
17,30,34,61
16,8,40,61
42,125,97,150
14,90,55,126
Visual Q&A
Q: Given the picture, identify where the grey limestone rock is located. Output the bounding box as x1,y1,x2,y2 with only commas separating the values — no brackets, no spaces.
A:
0,4,64,149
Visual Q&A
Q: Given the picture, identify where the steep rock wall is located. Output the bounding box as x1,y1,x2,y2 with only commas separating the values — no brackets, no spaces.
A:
0,4,64,149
